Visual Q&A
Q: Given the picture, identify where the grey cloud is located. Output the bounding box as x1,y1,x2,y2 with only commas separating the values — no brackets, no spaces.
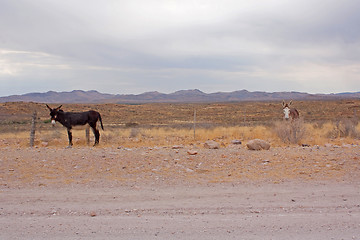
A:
1,0,360,96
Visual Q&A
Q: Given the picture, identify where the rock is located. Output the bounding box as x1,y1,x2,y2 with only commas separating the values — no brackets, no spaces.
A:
231,140,242,145
204,140,220,149
41,142,49,147
246,139,270,151
172,145,184,149
187,150,198,155
90,211,97,217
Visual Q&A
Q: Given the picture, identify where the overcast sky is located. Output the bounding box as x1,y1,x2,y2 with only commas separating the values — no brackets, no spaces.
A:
1,0,359,96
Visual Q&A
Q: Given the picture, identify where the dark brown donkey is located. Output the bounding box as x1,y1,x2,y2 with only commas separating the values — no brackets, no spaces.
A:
46,105,104,147
282,100,299,121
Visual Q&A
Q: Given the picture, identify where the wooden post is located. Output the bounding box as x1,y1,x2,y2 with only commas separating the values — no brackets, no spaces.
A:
85,126,90,145
29,111,37,147
243,110,246,126
193,109,196,140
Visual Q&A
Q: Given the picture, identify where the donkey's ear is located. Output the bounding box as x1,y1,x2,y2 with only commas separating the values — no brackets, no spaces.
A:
56,105,63,110
282,100,285,107
289,100,293,106
46,104,52,111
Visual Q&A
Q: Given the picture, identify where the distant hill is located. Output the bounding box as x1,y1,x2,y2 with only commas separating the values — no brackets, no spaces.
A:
0,90,114,103
0,89,359,103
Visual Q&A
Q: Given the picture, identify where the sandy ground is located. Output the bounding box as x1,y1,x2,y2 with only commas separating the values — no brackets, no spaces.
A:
1,143,360,239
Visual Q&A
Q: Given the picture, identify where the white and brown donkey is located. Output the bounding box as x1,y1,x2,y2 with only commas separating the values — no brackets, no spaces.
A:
282,100,299,121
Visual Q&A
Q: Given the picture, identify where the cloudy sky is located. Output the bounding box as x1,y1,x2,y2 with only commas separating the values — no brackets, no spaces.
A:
1,0,360,96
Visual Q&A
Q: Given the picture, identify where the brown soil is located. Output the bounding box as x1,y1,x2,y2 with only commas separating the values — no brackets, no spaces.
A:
1,144,360,239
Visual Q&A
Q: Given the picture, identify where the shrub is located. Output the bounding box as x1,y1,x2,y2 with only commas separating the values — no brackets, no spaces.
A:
129,128,140,138
328,118,359,138
273,119,306,144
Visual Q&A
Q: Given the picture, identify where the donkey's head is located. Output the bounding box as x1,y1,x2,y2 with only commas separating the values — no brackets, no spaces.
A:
282,100,292,120
46,104,62,125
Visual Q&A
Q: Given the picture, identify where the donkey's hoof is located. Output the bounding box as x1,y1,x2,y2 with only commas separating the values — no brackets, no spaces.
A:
66,145,72,149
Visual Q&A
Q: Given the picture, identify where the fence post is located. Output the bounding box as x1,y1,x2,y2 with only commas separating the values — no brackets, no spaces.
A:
85,126,90,145
243,110,247,126
193,109,196,140
29,111,37,147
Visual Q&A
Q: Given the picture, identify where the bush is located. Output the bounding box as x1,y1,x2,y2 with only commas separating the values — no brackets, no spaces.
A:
274,119,306,144
328,118,359,138
129,128,140,138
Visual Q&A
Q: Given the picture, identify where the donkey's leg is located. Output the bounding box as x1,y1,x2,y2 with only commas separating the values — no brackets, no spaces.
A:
90,124,100,146
67,128,73,147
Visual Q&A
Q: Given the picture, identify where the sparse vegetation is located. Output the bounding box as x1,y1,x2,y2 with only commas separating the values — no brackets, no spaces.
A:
333,118,359,138
273,119,307,144
1,100,360,192
0,100,360,148
1,121,359,148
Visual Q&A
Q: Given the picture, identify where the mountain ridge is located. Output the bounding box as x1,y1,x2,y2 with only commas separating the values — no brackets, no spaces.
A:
0,89,359,104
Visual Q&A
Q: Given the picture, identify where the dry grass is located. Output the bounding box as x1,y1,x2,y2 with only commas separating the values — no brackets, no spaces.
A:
1,99,360,127
1,120,359,148
273,119,307,144
1,100,360,148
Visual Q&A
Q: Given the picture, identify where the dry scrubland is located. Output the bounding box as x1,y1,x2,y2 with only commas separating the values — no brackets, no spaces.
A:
1,100,360,239
0,100,360,148
1,99,360,186
1,100,360,186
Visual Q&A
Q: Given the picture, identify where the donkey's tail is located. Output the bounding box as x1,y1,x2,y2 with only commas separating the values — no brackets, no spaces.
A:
98,113,104,130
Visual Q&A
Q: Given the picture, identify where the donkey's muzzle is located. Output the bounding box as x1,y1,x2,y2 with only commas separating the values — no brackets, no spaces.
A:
51,120,56,125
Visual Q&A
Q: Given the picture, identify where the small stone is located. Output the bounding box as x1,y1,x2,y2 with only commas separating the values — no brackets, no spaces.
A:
172,145,184,149
231,140,242,145
187,150,198,155
204,140,220,149
246,139,270,150
90,211,97,217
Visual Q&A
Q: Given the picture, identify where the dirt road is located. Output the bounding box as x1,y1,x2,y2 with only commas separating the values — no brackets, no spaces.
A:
1,144,360,239
1,183,360,239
